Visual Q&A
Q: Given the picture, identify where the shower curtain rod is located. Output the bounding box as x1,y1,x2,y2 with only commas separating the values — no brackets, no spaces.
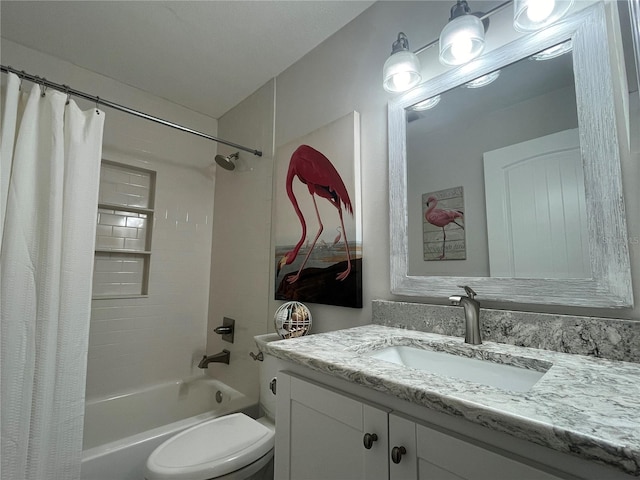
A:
0,64,263,157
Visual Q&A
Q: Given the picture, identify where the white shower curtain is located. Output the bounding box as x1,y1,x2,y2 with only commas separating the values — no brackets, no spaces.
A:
1,72,105,480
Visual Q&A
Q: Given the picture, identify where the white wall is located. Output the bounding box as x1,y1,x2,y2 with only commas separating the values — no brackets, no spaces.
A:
1,40,219,398
206,80,275,401
210,0,639,344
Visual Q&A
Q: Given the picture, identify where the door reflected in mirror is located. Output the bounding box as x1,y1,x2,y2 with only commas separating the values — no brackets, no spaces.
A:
405,42,589,279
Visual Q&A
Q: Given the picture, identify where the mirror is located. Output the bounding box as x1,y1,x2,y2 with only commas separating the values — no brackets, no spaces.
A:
388,3,633,307
407,44,582,278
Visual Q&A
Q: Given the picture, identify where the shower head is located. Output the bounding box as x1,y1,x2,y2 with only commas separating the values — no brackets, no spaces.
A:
214,152,239,171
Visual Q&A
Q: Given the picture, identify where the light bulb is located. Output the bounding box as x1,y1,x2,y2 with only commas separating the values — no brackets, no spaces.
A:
439,13,485,66
383,38,422,93
513,0,573,32
450,36,474,62
392,71,413,90
526,0,555,22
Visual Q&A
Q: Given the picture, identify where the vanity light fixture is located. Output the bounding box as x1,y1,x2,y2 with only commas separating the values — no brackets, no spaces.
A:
382,0,573,93
463,70,501,88
439,1,487,66
531,40,573,61
383,32,422,93
513,0,574,31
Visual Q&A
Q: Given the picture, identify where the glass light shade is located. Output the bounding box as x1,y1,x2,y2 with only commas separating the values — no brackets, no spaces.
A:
383,50,422,93
513,0,574,32
439,14,485,66
464,70,501,88
531,40,573,61
411,95,441,111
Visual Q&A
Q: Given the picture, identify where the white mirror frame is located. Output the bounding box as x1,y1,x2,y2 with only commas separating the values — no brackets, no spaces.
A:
631,0,640,95
389,3,633,308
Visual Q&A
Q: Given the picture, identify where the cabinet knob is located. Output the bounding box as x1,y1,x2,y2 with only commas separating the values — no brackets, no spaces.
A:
269,377,277,395
391,446,407,464
363,433,378,449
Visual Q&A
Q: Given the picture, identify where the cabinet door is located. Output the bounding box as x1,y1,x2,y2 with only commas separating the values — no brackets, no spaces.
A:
390,413,566,480
389,413,418,480
275,372,389,480
414,421,565,480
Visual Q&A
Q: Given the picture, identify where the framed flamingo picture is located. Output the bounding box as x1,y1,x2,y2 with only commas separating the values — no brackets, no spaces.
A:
422,186,466,261
274,111,362,308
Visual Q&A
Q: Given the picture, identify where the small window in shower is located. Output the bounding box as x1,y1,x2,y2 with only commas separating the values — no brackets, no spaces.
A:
92,160,156,299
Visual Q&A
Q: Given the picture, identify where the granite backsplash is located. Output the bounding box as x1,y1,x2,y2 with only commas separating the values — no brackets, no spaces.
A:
372,300,640,363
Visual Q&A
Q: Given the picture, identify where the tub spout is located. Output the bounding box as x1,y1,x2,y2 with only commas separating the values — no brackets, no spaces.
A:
198,349,230,368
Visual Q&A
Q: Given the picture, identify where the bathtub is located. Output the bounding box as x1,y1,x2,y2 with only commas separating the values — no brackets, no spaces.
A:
81,376,256,480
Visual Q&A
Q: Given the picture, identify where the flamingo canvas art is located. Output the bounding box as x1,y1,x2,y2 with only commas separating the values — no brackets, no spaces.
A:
274,112,362,308
422,186,466,261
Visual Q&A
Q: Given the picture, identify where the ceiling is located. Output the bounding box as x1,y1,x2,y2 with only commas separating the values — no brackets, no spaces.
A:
1,1,375,119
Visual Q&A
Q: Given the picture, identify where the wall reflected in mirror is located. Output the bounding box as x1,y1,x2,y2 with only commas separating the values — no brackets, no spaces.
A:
406,41,590,279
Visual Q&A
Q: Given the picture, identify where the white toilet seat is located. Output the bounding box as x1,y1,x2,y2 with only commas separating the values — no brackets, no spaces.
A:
145,413,274,480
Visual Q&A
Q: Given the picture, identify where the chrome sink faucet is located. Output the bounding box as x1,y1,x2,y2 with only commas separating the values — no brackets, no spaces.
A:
449,286,482,345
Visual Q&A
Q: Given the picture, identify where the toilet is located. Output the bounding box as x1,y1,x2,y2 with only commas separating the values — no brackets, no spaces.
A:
145,352,280,480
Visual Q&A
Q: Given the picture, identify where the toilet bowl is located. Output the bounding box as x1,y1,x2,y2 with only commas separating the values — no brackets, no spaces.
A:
144,413,274,480
145,344,281,480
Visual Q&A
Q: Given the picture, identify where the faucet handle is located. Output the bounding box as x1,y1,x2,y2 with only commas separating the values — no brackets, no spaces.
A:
458,285,477,299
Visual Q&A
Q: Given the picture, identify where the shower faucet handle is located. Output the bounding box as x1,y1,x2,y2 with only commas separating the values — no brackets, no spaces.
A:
213,317,235,343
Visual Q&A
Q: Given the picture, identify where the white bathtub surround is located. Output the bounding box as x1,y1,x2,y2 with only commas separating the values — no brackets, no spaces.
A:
1,73,105,480
372,300,640,363
81,376,256,480
261,325,640,477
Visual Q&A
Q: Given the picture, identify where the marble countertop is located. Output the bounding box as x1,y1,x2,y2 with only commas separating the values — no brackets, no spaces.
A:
257,325,640,476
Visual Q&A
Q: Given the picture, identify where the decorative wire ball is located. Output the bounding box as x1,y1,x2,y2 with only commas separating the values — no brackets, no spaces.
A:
274,301,312,339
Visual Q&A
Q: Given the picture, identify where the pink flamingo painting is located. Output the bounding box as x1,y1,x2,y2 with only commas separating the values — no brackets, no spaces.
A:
277,145,353,283
425,195,464,259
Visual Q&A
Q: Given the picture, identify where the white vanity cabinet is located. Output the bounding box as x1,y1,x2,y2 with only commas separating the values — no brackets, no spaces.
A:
388,413,563,480
276,372,566,480
275,371,389,480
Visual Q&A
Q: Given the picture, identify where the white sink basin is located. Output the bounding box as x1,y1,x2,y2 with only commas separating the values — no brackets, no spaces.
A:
365,345,548,392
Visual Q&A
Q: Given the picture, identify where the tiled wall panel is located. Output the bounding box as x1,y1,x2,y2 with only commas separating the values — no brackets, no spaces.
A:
93,253,145,296
99,163,152,209
93,162,154,298
87,158,214,398
95,209,149,251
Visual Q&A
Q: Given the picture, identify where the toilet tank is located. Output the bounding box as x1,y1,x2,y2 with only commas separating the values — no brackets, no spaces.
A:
255,334,285,421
